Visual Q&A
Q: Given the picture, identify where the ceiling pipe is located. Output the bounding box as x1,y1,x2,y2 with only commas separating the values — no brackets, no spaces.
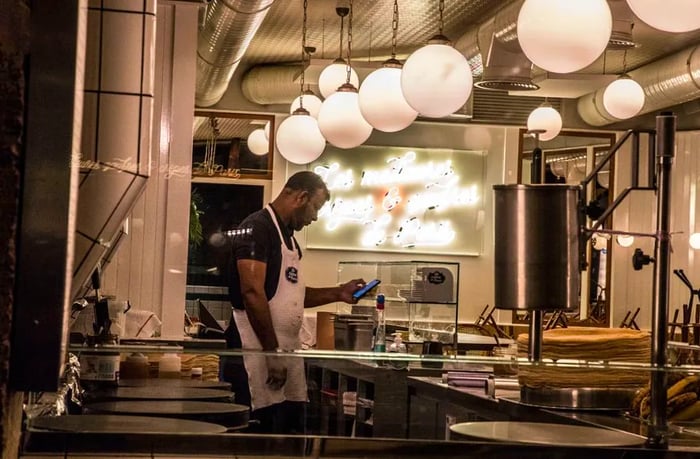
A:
196,0,276,107
578,44,700,126
240,0,525,105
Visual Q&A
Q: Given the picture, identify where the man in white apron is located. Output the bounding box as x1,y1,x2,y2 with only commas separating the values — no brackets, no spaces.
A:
224,171,364,434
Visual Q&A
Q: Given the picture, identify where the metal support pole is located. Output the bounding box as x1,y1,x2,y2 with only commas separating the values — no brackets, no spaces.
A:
528,132,544,362
647,112,676,448
631,131,640,188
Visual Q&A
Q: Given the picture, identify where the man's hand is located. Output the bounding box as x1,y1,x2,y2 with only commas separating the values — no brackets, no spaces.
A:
265,354,287,391
339,278,367,304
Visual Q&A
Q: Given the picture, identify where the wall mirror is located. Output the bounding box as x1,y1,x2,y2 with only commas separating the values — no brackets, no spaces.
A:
517,129,617,327
186,112,274,323
192,111,275,179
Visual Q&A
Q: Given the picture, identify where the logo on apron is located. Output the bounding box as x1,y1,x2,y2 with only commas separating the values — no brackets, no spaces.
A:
285,266,299,283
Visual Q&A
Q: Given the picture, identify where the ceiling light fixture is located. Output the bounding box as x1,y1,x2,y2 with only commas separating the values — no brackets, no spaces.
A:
318,3,359,98
626,0,700,33
290,88,323,118
527,101,562,142
358,0,417,132
602,50,645,120
400,0,472,118
247,128,269,156
616,234,635,247
690,232,700,250
517,0,612,73
318,0,373,149
276,0,326,164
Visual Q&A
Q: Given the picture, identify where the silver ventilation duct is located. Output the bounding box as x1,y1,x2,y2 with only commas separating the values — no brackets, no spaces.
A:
196,0,276,107
240,0,527,105
578,44,700,126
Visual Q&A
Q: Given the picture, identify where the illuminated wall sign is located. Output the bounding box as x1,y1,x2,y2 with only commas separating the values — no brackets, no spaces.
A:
306,145,485,256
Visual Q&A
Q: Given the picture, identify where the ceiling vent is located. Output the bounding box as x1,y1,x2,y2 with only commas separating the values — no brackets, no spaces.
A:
473,34,539,92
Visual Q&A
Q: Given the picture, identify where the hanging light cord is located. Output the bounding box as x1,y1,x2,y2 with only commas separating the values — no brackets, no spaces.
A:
346,0,353,84
391,0,399,59
438,0,445,37
299,0,308,109
338,11,345,60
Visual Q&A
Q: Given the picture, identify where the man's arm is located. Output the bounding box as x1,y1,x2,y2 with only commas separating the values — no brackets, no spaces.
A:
304,278,365,308
238,259,278,351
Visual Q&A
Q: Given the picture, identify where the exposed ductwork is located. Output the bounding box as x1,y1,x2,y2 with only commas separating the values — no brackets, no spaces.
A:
196,0,276,107
240,0,527,105
578,44,700,126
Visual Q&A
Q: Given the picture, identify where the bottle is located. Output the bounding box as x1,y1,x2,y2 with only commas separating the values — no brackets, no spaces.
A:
373,294,386,353
158,353,182,379
388,332,407,369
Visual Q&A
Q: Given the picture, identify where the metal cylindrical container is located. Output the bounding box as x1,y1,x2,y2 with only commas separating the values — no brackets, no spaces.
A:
494,184,581,310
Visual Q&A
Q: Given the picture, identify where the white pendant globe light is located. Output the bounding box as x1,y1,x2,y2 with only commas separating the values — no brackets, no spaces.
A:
527,104,562,141
318,83,373,149
318,59,359,99
290,90,323,118
276,108,326,165
517,0,612,73
626,0,700,33
263,121,270,140
603,76,645,120
401,38,472,118
690,232,700,250
359,60,417,132
247,128,269,156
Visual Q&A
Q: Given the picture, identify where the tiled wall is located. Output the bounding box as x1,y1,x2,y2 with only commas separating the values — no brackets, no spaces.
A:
185,285,230,325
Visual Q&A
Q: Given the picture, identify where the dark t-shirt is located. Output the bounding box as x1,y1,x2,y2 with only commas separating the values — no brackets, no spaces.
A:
227,204,302,310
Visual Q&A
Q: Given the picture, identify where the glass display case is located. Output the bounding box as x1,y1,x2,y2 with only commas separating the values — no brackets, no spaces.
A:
337,261,460,345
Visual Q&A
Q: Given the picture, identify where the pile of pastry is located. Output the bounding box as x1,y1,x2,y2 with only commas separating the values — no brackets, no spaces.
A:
630,374,700,422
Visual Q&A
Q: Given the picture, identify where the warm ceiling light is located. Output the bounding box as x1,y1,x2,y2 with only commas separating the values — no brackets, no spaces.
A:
603,76,645,120
690,232,700,250
626,0,700,33
527,104,562,141
401,39,472,118
290,90,322,118
247,128,269,156
359,62,417,132
318,84,373,149
276,109,326,165
318,59,360,99
517,0,612,73
616,234,635,247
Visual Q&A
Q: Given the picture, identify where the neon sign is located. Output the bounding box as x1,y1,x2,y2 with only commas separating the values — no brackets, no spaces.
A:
307,145,484,256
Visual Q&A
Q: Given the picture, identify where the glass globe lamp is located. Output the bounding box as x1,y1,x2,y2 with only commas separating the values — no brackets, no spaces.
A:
690,232,700,250
247,128,269,156
517,0,612,73
290,90,323,119
626,0,700,33
400,38,472,118
359,60,417,132
263,121,270,140
527,105,562,141
318,83,373,149
318,58,359,99
616,235,635,248
275,108,326,165
603,76,645,120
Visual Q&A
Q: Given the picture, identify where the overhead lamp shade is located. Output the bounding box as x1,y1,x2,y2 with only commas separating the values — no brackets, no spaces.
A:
263,121,270,140
400,43,472,118
690,232,700,250
616,235,635,247
318,61,359,99
290,93,323,119
275,113,326,165
603,77,645,120
517,0,612,73
247,128,269,156
359,66,417,132
317,87,373,149
527,105,562,141
626,0,700,33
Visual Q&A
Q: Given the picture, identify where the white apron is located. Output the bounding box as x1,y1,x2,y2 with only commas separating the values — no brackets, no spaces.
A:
232,206,307,411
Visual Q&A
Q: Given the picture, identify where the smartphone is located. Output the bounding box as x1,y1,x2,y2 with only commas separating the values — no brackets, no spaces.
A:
352,279,381,300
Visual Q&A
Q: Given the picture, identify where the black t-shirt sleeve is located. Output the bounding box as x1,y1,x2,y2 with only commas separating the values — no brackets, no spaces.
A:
234,217,271,263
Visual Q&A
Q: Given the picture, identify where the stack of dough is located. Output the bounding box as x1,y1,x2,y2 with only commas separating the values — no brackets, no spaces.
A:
516,327,650,388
